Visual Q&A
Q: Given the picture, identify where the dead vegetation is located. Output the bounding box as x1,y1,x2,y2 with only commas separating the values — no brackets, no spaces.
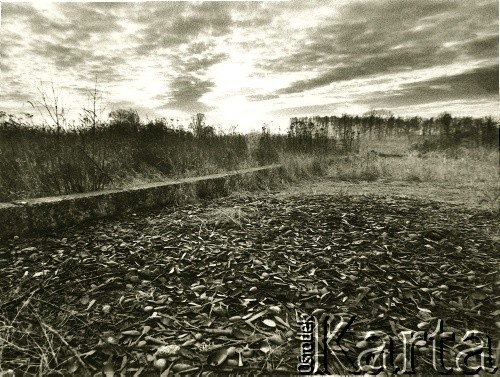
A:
0,108,498,375
328,136,499,212
0,193,498,375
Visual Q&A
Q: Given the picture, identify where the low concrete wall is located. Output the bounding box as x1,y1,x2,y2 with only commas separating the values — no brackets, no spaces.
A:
0,165,283,239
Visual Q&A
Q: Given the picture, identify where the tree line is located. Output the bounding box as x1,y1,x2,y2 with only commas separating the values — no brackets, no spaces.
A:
289,112,498,148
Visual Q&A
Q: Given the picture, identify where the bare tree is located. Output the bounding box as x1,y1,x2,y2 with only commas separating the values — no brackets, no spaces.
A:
190,113,206,137
28,80,68,133
363,108,394,119
80,78,106,131
109,108,140,125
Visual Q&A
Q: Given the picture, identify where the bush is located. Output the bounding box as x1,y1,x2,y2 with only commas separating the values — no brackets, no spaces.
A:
0,114,330,201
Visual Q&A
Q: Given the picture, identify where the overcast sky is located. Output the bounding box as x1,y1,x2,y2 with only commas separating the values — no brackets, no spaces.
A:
1,1,498,132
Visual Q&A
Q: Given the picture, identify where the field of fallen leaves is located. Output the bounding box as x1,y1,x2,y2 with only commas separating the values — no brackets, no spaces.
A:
0,190,499,375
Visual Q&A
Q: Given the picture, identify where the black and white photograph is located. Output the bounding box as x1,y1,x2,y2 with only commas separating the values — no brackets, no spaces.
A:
0,0,498,375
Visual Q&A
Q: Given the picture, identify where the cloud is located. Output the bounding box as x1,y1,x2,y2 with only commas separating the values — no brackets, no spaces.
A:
362,65,499,108
3,3,124,42
272,103,338,117
108,2,236,113
30,42,93,70
79,56,128,82
162,76,215,113
247,94,280,102
463,35,499,59
264,0,498,94
0,1,497,128
172,2,232,37
0,46,11,72
182,53,229,74
131,2,234,55
0,63,10,73
2,3,67,35
2,3,128,84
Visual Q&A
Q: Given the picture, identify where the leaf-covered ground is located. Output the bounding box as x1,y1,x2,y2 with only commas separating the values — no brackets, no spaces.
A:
0,192,499,375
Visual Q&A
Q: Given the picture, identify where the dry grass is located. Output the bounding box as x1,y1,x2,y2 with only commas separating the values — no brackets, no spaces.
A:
0,119,343,202
358,135,412,155
279,153,331,181
336,140,498,185
203,207,250,228
327,137,499,211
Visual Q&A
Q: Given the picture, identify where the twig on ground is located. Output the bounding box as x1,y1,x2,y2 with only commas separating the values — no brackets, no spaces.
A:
40,322,89,375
